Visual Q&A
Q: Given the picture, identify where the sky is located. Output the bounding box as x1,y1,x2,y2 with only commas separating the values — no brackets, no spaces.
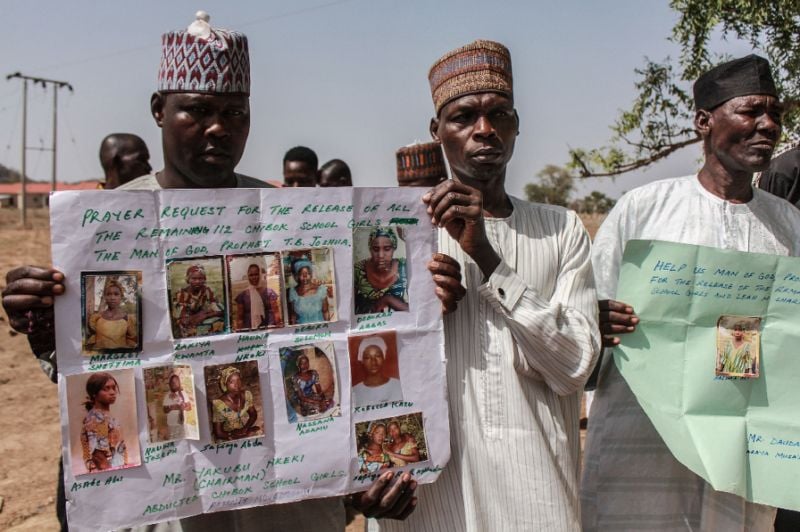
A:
0,0,763,200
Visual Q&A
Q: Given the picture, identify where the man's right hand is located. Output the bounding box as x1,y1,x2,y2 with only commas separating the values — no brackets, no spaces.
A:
350,471,417,520
2,266,64,340
599,299,638,348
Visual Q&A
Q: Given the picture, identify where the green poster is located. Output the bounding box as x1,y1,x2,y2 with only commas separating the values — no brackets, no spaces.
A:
616,239,800,511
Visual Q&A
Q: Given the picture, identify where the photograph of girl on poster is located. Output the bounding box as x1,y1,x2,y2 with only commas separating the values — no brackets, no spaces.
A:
204,361,265,443
167,257,227,339
66,369,141,475
279,342,341,423
715,315,761,378
81,271,142,355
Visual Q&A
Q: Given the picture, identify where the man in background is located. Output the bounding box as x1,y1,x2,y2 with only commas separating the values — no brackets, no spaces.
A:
283,145,318,187
755,140,800,532
318,158,352,187
395,141,447,187
98,133,151,189
757,144,800,208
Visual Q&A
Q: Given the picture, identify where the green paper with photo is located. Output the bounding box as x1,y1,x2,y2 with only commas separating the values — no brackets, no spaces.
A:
615,239,800,511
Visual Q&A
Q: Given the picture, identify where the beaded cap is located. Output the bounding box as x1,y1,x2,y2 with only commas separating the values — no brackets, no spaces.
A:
428,40,512,115
158,11,250,95
396,142,448,186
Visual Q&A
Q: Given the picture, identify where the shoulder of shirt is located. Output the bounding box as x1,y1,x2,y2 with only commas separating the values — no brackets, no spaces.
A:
236,174,276,188
118,174,161,190
612,175,695,209
117,173,277,190
753,186,800,218
509,194,577,218
508,194,585,229
626,175,694,197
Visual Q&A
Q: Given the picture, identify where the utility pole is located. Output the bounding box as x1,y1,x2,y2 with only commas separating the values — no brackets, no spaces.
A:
6,72,74,226
19,78,27,225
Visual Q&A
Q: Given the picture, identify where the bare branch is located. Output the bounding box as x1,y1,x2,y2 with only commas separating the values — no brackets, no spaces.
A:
573,135,701,178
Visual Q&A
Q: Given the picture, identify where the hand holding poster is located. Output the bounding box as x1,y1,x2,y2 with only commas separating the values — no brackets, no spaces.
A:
51,187,449,530
615,239,800,512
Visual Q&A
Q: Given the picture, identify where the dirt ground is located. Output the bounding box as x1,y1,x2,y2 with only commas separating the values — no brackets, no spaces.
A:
0,208,61,531
0,208,602,531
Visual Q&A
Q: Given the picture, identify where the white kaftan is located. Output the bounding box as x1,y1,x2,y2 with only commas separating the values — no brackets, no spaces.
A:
582,176,800,531
377,195,600,531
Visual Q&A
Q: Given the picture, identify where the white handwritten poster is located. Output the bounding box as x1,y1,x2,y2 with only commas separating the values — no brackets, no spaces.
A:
51,187,449,531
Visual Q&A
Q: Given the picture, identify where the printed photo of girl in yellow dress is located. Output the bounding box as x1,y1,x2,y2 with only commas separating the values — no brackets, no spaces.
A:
204,361,265,443
81,272,142,355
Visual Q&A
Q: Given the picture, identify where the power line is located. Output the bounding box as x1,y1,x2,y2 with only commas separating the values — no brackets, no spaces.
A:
60,91,91,179
31,44,154,76
28,1,359,74
4,103,20,157
6,73,74,225
237,0,356,28
62,107,90,179
0,86,20,102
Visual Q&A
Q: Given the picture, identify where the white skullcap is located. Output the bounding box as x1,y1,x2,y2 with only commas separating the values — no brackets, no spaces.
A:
357,336,387,362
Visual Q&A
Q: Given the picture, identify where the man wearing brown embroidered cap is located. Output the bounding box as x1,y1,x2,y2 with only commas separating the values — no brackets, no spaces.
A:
374,40,600,531
395,141,448,187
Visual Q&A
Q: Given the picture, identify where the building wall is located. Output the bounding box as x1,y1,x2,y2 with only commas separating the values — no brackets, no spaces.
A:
0,193,49,208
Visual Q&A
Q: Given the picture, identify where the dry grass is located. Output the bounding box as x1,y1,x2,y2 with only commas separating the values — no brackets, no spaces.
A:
579,213,606,240
0,208,60,531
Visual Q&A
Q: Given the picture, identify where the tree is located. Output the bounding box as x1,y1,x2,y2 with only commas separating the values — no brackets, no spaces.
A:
569,0,800,178
573,191,617,215
524,164,574,206
0,163,22,183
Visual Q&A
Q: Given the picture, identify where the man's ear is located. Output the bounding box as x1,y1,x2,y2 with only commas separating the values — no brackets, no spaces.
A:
514,109,520,136
694,109,712,138
429,117,440,142
151,92,166,127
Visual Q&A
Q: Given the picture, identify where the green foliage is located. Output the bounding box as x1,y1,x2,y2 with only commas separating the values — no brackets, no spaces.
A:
573,191,617,214
0,163,22,183
524,164,574,206
569,0,800,178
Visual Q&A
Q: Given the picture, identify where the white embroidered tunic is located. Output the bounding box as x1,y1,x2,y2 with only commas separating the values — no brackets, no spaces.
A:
378,196,600,532
582,175,800,531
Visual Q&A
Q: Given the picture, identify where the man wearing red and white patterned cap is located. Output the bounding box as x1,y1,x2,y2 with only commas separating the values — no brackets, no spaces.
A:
2,12,422,532
122,10,265,191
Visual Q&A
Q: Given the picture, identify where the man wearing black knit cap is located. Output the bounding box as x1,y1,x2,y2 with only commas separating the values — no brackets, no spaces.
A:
758,145,800,208
582,54,798,530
